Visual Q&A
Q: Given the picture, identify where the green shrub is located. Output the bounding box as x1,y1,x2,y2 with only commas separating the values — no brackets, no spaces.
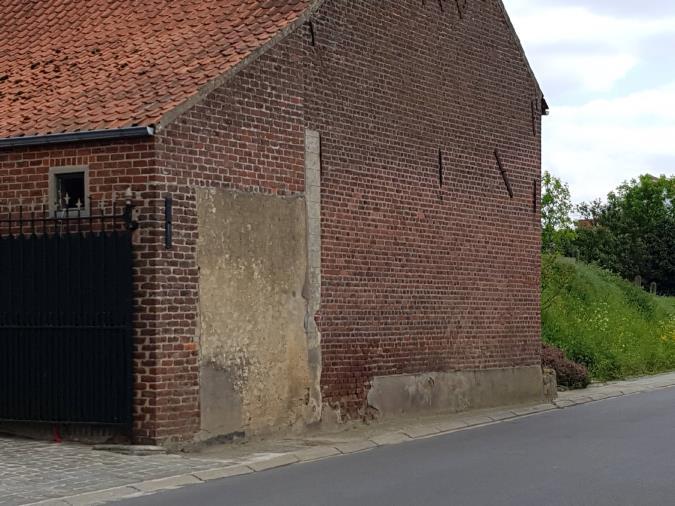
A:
542,257,675,382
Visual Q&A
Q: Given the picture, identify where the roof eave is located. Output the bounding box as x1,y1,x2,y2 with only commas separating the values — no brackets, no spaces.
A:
0,126,155,149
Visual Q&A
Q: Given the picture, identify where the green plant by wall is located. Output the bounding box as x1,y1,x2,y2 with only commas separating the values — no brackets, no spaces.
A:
542,257,675,381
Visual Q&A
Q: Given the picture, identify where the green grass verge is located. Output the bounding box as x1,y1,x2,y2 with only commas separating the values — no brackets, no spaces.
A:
542,256,675,381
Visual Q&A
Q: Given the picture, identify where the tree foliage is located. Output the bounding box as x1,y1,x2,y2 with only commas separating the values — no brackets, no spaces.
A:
541,171,576,254
575,175,675,295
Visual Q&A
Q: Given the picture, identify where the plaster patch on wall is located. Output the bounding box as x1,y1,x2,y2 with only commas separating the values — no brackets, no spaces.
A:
196,188,316,437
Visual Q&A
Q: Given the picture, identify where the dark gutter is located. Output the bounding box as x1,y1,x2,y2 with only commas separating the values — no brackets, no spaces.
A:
541,97,550,116
0,126,155,149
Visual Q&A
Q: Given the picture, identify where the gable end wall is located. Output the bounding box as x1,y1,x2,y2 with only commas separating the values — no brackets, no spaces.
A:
154,0,543,439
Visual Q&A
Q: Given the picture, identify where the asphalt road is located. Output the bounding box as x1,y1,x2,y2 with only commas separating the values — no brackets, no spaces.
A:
120,387,675,506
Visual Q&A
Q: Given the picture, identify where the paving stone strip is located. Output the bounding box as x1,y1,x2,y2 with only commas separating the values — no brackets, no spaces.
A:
0,438,227,506
3,371,675,506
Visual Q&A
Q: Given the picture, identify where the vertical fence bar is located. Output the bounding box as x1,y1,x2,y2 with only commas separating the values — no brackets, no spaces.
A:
88,196,93,235
42,201,47,236
99,199,105,235
112,193,117,231
7,203,12,237
30,203,35,236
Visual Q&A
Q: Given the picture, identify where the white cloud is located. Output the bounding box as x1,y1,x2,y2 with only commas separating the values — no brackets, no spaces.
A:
512,6,675,47
536,52,637,93
508,4,675,94
544,84,675,202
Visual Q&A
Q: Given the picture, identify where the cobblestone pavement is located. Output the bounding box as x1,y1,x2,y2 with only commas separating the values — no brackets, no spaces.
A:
0,437,229,506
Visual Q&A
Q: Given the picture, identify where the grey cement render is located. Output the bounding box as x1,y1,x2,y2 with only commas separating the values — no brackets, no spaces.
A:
195,130,323,441
196,188,318,439
120,385,675,506
367,365,545,418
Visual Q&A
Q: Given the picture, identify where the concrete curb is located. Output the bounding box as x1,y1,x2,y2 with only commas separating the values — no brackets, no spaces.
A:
333,440,377,454
91,445,167,456
26,374,675,506
246,454,299,472
191,464,254,481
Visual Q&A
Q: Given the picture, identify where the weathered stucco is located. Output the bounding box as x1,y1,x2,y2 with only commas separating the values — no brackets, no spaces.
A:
196,188,318,438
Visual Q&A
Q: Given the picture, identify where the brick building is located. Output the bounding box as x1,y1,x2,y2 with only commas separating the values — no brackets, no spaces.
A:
0,0,547,444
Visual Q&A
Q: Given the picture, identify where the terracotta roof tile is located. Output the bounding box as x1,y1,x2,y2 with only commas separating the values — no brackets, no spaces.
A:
0,0,311,139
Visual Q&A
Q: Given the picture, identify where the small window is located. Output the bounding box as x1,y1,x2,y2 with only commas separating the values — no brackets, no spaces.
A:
49,166,89,215
56,172,85,207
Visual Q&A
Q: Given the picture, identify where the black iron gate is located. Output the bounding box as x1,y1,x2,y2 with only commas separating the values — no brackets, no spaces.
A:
0,201,137,426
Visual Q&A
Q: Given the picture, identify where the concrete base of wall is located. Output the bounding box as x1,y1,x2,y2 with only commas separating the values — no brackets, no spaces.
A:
543,367,558,402
366,366,545,418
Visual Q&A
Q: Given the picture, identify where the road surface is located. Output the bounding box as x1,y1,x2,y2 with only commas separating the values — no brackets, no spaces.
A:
120,387,675,506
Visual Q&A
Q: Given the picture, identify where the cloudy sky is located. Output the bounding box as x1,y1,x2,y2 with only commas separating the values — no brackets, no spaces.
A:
504,0,675,203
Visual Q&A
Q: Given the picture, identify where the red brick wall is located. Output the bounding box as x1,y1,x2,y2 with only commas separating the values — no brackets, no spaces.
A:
156,0,542,427
0,139,183,443
307,0,542,417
